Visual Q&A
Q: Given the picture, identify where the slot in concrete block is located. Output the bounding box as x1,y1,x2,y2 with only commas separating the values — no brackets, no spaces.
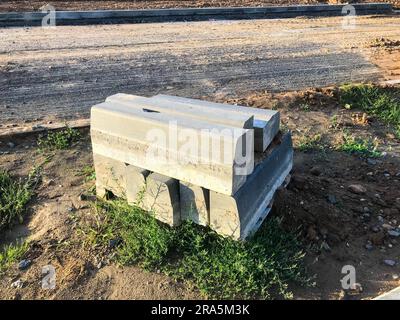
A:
180,181,209,226
152,94,279,152
210,132,293,240
143,173,181,226
93,153,127,198
126,165,150,205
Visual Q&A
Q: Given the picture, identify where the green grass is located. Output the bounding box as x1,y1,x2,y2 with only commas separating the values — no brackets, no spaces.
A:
0,169,39,231
338,132,381,158
77,165,96,182
82,200,310,299
299,103,310,112
297,133,323,152
0,241,29,275
339,84,400,137
37,126,80,151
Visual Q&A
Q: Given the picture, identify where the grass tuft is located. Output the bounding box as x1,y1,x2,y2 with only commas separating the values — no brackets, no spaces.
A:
339,84,400,137
0,169,39,231
83,199,310,299
0,241,29,275
339,132,381,158
297,133,323,152
38,126,80,151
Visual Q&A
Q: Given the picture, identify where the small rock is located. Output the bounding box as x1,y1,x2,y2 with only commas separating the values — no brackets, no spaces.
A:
392,274,399,280
367,158,377,165
371,225,380,233
307,226,318,241
45,179,55,187
310,167,321,176
7,142,15,148
327,194,337,204
384,259,396,267
97,262,102,269
363,207,370,213
382,224,394,230
290,175,306,190
378,215,384,223
370,231,385,245
79,194,97,202
18,259,31,270
388,230,400,237
362,213,371,221
365,243,373,251
11,279,24,289
348,184,367,194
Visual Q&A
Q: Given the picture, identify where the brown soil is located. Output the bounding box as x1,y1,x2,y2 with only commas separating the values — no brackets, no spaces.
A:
1,85,399,300
1,0,399,12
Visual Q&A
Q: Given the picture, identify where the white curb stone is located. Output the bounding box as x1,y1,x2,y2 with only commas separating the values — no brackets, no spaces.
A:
91,100,254,195
143,173,181,226
210,133,293,240
180,181,209,226
93,153,127,198
152,94,280,152
106,93,254,129
126,165,150,205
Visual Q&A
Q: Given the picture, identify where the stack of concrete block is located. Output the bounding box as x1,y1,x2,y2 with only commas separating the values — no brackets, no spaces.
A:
91,93,293,240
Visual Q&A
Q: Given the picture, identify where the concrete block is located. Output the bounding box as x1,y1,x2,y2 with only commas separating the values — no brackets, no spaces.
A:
126,165,150,205
93,153,127,198
210,132,293,240
180,182,209,226
143,173,181,226
106,93,253,129
91,100,254,195
152,94,279,152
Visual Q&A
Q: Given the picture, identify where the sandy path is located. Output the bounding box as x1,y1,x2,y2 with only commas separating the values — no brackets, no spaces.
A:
0,15,399,126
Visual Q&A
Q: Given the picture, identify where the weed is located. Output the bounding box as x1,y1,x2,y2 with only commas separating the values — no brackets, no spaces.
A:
77,165,96,182
0,169,39,231
297,133,323,152
339,84,400,135
300,103,310,112
37,126,80,151
339,132,381,158
0,241,29,275
83,199,310,299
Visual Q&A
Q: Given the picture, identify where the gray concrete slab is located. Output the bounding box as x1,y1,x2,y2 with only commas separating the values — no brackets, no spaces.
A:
153,94,279,152
210,132,293,240
126,165,150,205
106,93,254,129
180,181,209,226
143,172,181,226
91,100,254,195
93,153,127,198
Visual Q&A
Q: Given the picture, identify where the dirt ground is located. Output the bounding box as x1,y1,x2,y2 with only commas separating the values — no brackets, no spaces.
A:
1,1,399,12
0,84,399,300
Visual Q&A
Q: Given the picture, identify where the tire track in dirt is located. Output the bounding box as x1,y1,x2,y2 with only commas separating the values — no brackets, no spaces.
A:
0,15,399,126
